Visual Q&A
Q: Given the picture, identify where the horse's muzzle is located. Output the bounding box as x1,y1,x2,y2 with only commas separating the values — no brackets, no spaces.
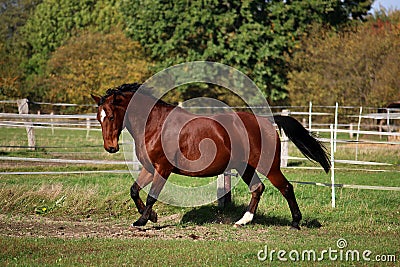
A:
105,146,119,153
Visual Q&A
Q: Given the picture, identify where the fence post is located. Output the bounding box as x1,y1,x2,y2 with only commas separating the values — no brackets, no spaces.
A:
330,124,335,208
355,106,363,161
280,109,289,168
217,172,232,208
387,109,391,133
50,111,55,135
86,117,91,139
334,102,338,152
308,101,312,132
17,99,36,150
349,123,353,139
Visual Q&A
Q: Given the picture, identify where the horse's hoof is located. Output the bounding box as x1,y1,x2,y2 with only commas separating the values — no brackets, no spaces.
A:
131,218,148,227
149,210,158,223
290,223,301,230
233,223,243,228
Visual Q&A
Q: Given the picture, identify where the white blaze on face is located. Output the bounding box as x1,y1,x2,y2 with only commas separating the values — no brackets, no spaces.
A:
100,109,106,123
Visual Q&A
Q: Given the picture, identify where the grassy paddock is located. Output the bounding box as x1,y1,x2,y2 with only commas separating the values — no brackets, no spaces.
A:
0,169,399,266
1,127,399,265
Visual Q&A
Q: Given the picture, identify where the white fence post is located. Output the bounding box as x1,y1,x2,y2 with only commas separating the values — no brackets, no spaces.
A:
50,111,55,135
308,101,312,132
17,99,36,150
330,124,336,208
334,102,338,153
355,106,363,161
86,117,91,139
280,109,289,168
349,123,354,139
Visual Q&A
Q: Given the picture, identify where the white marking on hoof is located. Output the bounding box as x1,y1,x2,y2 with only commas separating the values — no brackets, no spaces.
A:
234,211,254,226
100,109,106,123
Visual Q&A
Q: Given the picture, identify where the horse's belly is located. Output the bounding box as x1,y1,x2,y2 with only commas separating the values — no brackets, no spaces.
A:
173,146,231,177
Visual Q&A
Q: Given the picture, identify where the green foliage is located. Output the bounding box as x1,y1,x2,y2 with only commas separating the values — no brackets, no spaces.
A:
20,0,123,76
0,43,23,99
0,0,378,105
121,0,371,103
0,0,42,99
287,10,400,107
0,0,43,42
30,29,150,110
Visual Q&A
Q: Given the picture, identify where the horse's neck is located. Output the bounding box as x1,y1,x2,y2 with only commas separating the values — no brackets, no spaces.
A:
124,93,173,140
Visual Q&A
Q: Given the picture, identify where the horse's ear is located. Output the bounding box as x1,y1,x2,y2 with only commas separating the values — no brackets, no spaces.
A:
91,94,101,105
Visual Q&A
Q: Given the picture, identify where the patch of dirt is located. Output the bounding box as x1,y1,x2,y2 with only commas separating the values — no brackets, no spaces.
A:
0,214,275,242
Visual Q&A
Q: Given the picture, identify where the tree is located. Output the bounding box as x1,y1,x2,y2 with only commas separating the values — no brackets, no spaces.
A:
30,29,150,111
0,0,42,99
121,0,372,104
20,0,122,76
287,10,400,107
0,43,22,99
0,0,43,41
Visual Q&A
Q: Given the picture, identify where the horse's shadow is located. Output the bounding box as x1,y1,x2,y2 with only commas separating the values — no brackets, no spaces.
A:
181,203,322,228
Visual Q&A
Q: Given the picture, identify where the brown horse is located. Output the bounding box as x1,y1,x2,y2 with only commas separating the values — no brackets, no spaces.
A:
377,101,400,132
91,83,330,229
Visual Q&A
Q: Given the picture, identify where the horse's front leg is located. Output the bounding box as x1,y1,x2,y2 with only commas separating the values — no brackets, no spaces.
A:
130,168,157,223
131,168,171,227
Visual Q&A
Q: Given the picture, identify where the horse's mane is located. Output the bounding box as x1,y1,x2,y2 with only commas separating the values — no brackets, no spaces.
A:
99,83,174,107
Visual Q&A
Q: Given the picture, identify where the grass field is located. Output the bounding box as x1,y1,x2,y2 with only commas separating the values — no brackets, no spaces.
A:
0,126,399,266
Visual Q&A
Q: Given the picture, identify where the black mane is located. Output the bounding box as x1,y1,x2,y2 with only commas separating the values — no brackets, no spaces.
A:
99,82,175,107
99,83,141,105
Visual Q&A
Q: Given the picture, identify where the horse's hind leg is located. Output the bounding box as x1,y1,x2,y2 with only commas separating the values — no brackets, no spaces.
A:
130,168,157,223
268,168,302,230
235,165,265,226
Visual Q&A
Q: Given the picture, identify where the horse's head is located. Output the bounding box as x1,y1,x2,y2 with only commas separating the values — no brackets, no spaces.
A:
92,89,133,153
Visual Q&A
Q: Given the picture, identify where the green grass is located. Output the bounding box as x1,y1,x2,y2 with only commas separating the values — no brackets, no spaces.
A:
1,127,399,266
0,238,286,266
3,235,396,266
0,127,124,161
0,169,399,266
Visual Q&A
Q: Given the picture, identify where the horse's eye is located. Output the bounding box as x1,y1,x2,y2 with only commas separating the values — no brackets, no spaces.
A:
109,115,114,121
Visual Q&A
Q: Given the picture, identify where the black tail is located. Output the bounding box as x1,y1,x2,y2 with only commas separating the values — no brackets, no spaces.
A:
274,115,331,173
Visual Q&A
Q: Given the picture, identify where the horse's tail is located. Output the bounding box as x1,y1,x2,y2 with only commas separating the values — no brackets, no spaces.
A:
273,115,331,173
